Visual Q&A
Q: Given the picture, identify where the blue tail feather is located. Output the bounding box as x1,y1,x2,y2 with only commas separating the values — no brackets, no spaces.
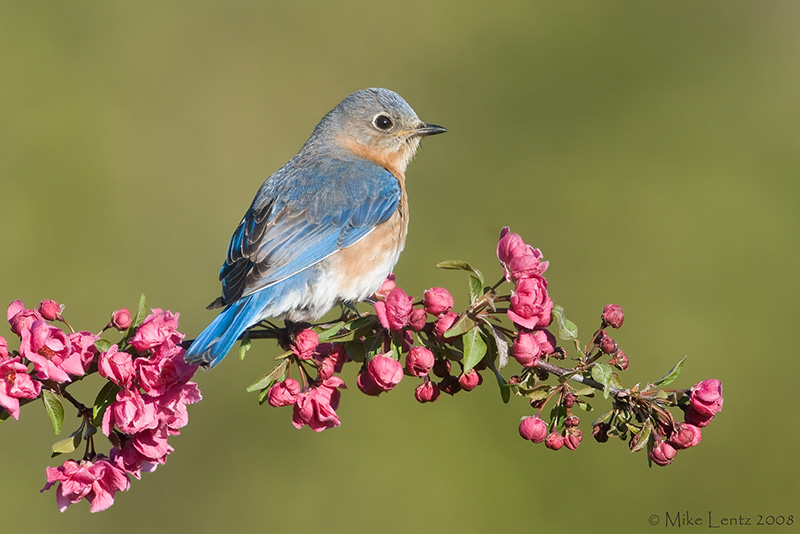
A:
185,293,265,368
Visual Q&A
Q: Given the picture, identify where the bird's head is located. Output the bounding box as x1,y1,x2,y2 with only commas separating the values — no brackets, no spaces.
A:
314,88,446,178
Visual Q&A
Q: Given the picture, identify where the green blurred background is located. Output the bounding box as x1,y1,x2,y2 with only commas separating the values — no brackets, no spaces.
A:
1,1,798,532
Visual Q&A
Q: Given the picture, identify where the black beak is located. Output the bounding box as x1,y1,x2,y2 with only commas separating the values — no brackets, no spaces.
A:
412,123,447,137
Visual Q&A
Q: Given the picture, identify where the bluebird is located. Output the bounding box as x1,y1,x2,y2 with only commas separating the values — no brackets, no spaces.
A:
185,88,445,368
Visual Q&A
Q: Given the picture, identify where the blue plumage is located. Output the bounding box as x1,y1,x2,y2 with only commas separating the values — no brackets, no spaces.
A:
185,88,445,367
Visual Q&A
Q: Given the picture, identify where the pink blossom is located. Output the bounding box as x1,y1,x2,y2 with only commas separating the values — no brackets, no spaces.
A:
155,382,202,434
414,381,440,403
102,388,159,437
0,336,6,359
689,379,723,417
374,287,413,331
367,354,403,392
511,332,541,367
650,440,677,466
0,356,42,419
98,345,134,387
423,287,454,316
601,304,624,329
668,423,703,449
7,300,43,336
267,378,302,407
135,346,197,398
292,329,318,360
408,308,427,331
22,320,82,383
507,277,553,329
110,308,132,331
68,331,100,371
292,377,346,432
433,311,460,341
129,425,174,465
373,273,396,300
129,309,183,353
110,444,158,480
519,416,547,443
405,346,435,377
497,227,549,281
458,369,482,391
42,458,130,513
38,300,62,321
532,329,557,355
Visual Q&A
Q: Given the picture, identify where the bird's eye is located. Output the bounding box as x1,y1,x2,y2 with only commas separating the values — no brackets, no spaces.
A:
373,114,393,131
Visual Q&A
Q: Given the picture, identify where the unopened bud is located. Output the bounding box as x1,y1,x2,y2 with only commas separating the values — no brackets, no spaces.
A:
592,422,610,443
611,350,628,371
458,369,482,391
38,300,62,321
414,381,441,403
601,304,624,329
110,308,132,331
432,359,451,378
518,416,548,443
564,428,582,450
564,415,580,428
545,431,564,450
438,375,461,396
563,393,577,408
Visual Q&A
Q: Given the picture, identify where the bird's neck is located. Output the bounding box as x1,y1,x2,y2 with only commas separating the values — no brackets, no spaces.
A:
336,135,417,181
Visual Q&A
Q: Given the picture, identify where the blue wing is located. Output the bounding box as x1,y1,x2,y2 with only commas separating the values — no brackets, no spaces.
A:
211,156,401,308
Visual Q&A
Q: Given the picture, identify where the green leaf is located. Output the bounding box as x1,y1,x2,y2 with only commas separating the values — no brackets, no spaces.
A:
572,385,596,397
444,315,475,338
630,420,652,453
486,323,509,370
435,260,484,286
94,338,112,353
324,316,377,343
344,340,366,362
246,360,289,393
653,355,688,387
576,400,593,412
92,381,120,425
132,293,147,329
485,354,511,403
552,305,579,342
42,390,64,435
591,363,613,399
317,321,345,342
468,275,483,303
239,332,252,360
462,327,487,373
51,425,84,456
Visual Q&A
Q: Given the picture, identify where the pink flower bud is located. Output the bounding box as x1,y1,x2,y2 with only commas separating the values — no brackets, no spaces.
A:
292,329,318,360
649,440,677,466
562,393,576,408
433,311,459,341
414,381,440,403
405,346,435,377
545,431,564,450
408,308,427,331
38,300,62,321
366,354,404,393
683,405,715,427
597,332,617,354
601,304,624,329
667,423,703,449
497,227,549,281
511,332,541,368
267,378,302,407
610,350,628,371
383,288,414,331
357,368,384,396
423,287,454,316
518,416,548,443
373,274,396,300
689,379,723,417
110,309,132,331
564,415,580,428
458,369,482,391
564,428,582,450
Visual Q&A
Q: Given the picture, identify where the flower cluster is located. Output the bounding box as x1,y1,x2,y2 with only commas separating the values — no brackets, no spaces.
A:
1,297,201,512
247,227,722,469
